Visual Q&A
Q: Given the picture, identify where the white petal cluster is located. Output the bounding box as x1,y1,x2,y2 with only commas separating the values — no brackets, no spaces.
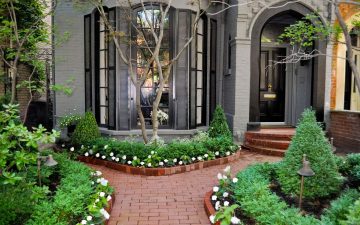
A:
231,216,241,224
100,208,110,220
213,186,219,192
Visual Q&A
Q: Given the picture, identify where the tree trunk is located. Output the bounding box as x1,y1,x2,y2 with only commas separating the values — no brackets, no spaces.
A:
152,80,166,139
334,2,360,96
10,65,17,104
136,84,148,143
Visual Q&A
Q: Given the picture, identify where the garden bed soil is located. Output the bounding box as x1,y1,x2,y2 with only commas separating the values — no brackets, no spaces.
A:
78,149,242,176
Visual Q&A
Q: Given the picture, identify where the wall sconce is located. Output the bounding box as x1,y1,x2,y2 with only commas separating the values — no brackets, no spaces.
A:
37,153,58,186
297,154,315,209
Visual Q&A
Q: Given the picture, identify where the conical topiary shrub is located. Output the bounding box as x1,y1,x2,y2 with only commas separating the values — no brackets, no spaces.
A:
208,105,232,139
276,109,343,199
71,111,100,145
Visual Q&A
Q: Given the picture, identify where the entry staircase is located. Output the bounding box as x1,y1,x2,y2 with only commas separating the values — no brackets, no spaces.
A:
243,128,296,157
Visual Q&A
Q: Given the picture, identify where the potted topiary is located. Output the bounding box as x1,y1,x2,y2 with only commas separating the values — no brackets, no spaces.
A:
208,105,232,139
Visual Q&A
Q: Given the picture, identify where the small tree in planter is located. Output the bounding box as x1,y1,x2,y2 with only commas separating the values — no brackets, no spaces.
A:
277,109,343,199
208,105,232,139
71,112,100,146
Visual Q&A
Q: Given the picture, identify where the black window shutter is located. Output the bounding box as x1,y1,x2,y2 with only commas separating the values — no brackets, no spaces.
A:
84,14,92,111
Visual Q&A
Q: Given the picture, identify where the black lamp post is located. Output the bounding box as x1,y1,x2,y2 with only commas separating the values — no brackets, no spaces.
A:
297,154,315,209
37,153,58,186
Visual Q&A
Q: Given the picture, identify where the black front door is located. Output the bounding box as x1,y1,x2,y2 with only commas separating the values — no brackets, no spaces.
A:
259,47,286,122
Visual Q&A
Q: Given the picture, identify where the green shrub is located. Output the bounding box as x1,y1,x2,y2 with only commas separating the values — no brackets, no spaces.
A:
71,111,100,145
321,189,360,225
233,164,320,225
341,197,360,225
276,109,343,199
208,105,232,139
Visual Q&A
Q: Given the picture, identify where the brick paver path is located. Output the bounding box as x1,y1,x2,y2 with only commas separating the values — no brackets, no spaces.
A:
88,151,280,225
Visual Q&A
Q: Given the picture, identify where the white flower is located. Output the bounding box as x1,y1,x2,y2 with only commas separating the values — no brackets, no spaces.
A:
211,195,217,201
115,157,119,162
100,208,110,220
191,157,196,161
159,162,164,166
89,150,93,155
209,215,215,224
109,152,114,156
226,151,230,156
224,201,230,207
223,175,228,179
81,145,84,149
101,155,106,159
223,192,229,197
96,171,102,176
96,178,101,183
61,144,65,147
81,220,87,224
100,178,108,186
99,192,105,197
91,181,94,185
111,156,115,160
232,177,238,183
96,153,100,158
179,161,183,165
107,195,112,201
84,152,89,157
164,159,168,163
173,158,177,163
151,151,155,155
95,198,100,202
204,154,208,158
70,147,74,152
215,201,220,210
213,186,219,192
127,161,132,165
86,216,93,221
104,145,109,150
224,166,231,173
148,155,151,159
140,162,145,165
215,151,219,156
148,163,152,167
231,216,241,224
133,156,137,160
197,156,202,161
217,173,223,180
122,155,126,160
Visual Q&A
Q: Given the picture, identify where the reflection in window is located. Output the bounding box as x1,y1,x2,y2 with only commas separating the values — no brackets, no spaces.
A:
99,14,109,125
136,7,170,126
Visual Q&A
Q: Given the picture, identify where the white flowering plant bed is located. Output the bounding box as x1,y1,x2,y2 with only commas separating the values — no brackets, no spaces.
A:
66,132,239,169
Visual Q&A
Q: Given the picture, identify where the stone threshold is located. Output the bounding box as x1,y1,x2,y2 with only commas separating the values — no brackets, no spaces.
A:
78,150,242,176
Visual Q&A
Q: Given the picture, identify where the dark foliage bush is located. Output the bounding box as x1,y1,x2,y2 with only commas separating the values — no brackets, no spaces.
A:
208,105,232,139
72,111,100,145
276,109,343,199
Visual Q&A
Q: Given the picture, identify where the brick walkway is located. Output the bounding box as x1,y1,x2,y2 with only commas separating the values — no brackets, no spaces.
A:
88,151,280,225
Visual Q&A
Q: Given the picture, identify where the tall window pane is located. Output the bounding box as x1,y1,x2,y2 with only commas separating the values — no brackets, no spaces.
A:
136,6,170,126
196,17,206,126
99,14,109,126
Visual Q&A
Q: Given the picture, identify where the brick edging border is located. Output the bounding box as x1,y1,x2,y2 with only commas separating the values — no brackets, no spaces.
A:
104,193,115,225
204,191,220,225
78,150,242,176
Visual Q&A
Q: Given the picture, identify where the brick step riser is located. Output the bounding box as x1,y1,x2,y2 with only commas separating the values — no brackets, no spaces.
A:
242,145,285,157
245,139,290,150
245,133,293,141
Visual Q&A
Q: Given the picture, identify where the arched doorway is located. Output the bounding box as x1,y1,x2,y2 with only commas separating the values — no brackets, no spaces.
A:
249,3,327,127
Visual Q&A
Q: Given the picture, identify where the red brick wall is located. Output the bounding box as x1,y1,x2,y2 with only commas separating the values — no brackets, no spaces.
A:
329,110,360,153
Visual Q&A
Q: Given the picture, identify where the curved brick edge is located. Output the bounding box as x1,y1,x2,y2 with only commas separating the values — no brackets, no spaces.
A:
204,191,220,225
104,193,116,225
78,150,242,176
